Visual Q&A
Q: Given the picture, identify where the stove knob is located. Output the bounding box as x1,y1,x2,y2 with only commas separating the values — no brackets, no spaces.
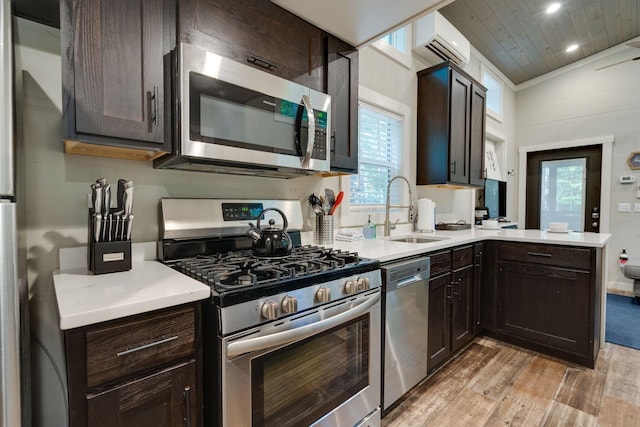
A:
357,277,371,291
315,287,332,303
344,280,357,295
281,296,298,314
261,300,279,320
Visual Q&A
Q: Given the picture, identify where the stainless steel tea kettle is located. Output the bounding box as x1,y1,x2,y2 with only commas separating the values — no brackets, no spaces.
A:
246,208,292,257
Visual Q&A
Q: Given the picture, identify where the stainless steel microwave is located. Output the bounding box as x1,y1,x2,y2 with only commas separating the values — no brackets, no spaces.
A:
154,43,331,177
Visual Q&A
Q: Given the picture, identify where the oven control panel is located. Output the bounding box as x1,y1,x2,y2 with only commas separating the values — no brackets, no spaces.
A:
221,202,264,221
218,269,382,335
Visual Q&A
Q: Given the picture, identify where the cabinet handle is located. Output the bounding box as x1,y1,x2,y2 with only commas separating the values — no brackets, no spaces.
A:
247,55,278,70
149,85,159,127
527,252,552,258
451,160,457,175
115,335,178,357
183,385,192,427
446,283,452,300
453,280,461,300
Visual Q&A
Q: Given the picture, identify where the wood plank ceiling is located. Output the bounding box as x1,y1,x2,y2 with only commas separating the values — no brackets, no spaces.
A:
439,0,640,84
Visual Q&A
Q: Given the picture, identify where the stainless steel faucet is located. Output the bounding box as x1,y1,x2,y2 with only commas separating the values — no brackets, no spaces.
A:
384,175,415,236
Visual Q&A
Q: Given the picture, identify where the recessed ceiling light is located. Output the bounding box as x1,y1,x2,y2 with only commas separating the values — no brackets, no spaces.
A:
566,44,579,53
546,3,561,14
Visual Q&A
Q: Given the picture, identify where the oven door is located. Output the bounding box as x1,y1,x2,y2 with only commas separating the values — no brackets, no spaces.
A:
221,290,381,427
180,43,331,174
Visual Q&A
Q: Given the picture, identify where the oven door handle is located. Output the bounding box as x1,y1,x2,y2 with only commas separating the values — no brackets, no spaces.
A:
226,292,380,358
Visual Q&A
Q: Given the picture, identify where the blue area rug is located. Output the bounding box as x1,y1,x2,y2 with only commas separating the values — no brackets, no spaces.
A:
605,293,640,350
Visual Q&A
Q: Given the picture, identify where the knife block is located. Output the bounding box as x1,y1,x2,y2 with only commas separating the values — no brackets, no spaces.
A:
88,209,131,274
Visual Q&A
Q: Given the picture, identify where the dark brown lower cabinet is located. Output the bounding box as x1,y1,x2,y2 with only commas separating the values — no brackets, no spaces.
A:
427,245,475,373
87,360,196,427
65,303,203,426
489,242,602,368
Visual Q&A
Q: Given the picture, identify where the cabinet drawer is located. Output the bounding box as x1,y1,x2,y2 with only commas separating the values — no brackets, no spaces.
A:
429,250,452,278
452,245,473,270
498,242,591,270
86,306,195,388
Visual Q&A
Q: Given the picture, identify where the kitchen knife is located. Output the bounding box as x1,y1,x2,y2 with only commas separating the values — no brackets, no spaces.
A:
124,184,134,216
116,179,128,211
126,214,134,240
94,213,102,243
102,183,111,241
91,183,102,215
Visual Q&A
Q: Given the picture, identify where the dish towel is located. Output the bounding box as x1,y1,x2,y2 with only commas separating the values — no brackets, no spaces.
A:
335,229,365,242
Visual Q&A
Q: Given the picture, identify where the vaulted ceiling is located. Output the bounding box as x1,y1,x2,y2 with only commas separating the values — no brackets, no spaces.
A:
438,0,640,84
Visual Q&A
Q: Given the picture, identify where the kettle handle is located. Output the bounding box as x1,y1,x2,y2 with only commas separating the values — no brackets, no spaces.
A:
255,208,288,232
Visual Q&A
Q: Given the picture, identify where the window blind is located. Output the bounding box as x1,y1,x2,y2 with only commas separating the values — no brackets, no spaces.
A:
350,103,403,206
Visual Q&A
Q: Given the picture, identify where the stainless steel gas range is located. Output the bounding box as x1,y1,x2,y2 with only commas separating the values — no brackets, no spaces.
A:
158,199,382,427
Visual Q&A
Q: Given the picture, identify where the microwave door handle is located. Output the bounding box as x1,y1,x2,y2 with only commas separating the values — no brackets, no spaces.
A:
300,94,315,168
226,292,380,358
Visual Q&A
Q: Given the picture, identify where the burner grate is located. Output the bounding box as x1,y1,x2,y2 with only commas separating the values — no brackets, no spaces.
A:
171,245,361,289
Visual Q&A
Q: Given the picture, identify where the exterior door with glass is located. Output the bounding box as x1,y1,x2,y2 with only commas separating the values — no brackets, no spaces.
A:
525,145,602,232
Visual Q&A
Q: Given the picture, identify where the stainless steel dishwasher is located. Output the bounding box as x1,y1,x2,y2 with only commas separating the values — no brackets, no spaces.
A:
382,256,431,410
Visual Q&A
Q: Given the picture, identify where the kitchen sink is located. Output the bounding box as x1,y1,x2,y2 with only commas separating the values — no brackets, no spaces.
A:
389,236,449,244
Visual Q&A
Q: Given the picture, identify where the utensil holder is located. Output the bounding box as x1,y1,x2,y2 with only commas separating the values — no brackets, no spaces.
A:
315,215,334,245
88,209,131,275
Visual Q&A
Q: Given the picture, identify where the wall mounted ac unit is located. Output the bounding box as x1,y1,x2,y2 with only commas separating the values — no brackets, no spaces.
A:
412,11,470,67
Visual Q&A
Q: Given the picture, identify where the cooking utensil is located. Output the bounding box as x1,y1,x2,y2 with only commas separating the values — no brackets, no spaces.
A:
324,188,335,214
308,193,325,215
246,208,292,257
329,191,344,215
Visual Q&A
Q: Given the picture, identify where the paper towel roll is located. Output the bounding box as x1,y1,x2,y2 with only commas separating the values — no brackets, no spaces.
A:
417,198,435,231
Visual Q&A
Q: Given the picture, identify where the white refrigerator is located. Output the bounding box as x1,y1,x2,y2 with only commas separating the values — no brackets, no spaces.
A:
1,0,22,425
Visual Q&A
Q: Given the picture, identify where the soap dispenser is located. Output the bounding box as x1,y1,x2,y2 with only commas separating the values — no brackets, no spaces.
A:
363,215,376,239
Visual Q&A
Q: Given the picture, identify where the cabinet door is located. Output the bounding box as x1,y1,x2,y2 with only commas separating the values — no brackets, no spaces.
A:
87,360,197,427
72,0,167,145
451,265,474,352
473,243,484,333
427,273,452,372
180,0,324,91
448,69,471,185
325,35,359,173
497,262,591,355
468,84,487,187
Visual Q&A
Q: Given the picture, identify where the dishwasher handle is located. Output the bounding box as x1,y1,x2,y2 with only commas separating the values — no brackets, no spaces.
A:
383,256,431,291
396,272,430,288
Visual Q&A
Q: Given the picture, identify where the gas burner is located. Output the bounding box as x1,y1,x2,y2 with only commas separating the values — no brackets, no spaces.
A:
170,245,366,292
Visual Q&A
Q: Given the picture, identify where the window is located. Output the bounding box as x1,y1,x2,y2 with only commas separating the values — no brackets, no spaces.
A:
380,27,407,53
481,64,504,122
371,25,412,68
350,103,403,206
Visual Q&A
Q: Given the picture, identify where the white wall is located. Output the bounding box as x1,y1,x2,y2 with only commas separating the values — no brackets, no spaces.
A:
515,45,640,293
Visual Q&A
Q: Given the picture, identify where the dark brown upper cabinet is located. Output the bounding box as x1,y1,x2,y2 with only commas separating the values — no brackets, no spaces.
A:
416,61,487,187
61,0,175,157
179,0,359,174
178,0,324,92
324,34,359,174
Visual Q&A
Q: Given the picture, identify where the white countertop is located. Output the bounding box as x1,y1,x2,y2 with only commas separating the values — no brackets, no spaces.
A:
302,227,611,263
54,229,611,330
53,243,211,330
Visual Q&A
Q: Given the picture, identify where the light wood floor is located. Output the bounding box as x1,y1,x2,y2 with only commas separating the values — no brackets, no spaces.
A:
382,337,640,426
